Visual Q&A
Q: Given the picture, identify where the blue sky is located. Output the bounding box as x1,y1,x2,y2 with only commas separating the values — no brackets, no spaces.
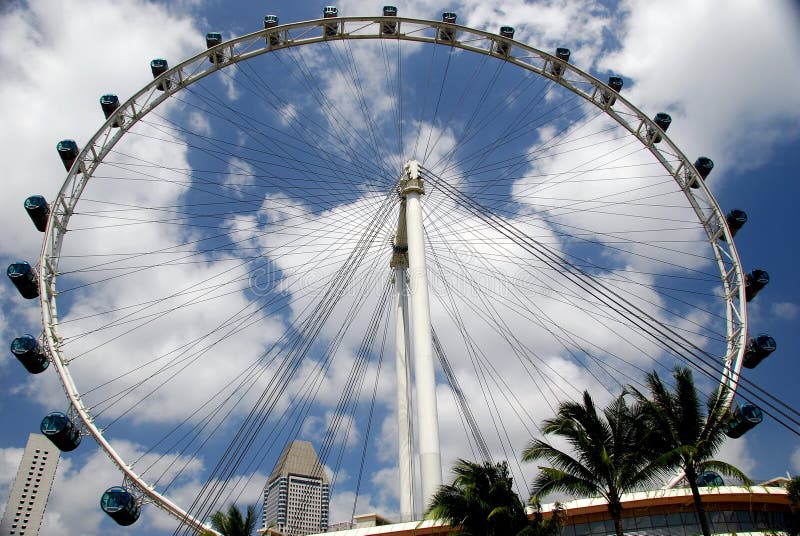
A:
0,0,799,534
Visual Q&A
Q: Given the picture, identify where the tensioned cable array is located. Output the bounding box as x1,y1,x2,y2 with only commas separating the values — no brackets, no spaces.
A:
420,166,800,436
34,23,796,532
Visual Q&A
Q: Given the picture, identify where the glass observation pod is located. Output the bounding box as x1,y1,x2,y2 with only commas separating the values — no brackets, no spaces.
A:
696,471,724,487
99,94,121,127
101,486,141,526
56,139,79,172
322,6,339,37
496,26,514,56
381,6,398,35
602,76,624,106
150,58,171,91
550,47,571,77
40,411,82,451
690,156,714,188
24,194,50,232
743,334,777,369
264,15,280,46
744,269,769,302
439,12,457,41
725,403,763,439
725,209,748,239
10,334,49,374
206,32,224,64
7,261,39,299
647,112,672,144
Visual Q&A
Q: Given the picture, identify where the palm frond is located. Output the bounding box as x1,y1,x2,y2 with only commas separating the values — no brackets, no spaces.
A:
697,459,753,485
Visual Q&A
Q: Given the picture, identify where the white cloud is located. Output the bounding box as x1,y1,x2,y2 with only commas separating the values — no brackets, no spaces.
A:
0,447,24,520
3,0,797,529
715,436,757,478
220,67,242,101
188,111,213,137
599,0,800,182
770,302,799,321
37,440,265,535
0,0,201,261
792,446,800,474
224,156,257,190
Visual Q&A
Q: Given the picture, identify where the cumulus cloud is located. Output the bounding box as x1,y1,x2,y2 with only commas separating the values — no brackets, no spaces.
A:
599,0,800,181
0,447,24,520
3,0,798,531
0,0,202,261
715,436,758,479
38,440,264,535
770,302,799,321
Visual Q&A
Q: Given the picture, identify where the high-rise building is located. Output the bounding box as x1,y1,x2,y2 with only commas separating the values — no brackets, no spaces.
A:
263,440,329,535
0,433,61,536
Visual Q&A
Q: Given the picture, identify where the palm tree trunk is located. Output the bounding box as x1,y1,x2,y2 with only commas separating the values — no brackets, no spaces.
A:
685,465,712,536
607,494,624,536
612,514,624,536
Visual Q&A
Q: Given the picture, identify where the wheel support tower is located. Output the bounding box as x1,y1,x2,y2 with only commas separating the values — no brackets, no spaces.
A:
393,161,443,515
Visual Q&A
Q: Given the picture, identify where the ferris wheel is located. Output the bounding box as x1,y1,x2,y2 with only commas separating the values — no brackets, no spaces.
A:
6,7,778,534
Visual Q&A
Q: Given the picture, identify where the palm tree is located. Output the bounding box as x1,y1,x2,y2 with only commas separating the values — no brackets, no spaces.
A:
426,458,529,535
202,503,257,536
522,391,664,536
787,475,800,536
629,367,752,536
518,498,564,536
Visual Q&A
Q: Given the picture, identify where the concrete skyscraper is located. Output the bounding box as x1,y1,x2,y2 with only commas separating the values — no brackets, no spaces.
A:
263,440,329,536
0,433,60,535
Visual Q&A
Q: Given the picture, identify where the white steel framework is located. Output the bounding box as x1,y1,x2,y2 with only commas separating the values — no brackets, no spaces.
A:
36,14,748,530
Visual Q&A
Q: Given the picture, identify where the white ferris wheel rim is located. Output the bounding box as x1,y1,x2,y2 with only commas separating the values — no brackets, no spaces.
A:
35,14,748,532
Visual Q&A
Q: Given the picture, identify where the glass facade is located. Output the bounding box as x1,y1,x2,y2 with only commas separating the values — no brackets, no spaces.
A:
562,508,790,535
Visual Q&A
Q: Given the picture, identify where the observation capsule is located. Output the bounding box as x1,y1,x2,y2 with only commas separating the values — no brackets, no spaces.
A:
323,6,340,37
40,411,81,451
24,195,50,232
56,139,79,172
743,334,776,369
690,156,714,189
206,32,223,64
101,486,141,526
10,334,49,374
99,94,121,127
150,58,171,91
7,261,39,299
381,6,398,35
725,209,747,238
725,403,762,438
647,112,672,144
439,12,457,41
696,471,724,487
265,15,280,46
601,76,624,106
550,47,570,77
496,26,514,56
744,269,769,302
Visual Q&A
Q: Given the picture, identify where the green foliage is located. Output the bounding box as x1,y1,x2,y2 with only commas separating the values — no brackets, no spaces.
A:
788,475,800,507
522,391,666,536
788,476,800,536
426,459,560,536
520,498,564,536
426,459,528,535
629,367,752,536
208,503,257,536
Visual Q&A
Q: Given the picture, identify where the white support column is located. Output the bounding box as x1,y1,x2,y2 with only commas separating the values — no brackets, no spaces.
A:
400,161,442,508
393,264,415,520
